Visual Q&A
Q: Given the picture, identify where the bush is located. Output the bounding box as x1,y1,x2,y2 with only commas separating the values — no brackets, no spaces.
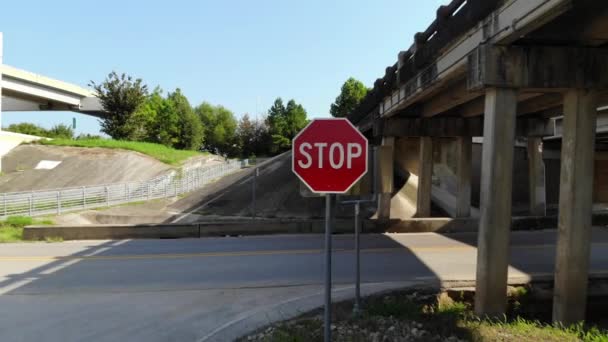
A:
6,122,74,139
47,124,74,139
6,123,47,136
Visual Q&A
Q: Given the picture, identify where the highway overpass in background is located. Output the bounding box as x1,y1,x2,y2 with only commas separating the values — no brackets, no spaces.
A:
0,32,104,124
0,32,104,168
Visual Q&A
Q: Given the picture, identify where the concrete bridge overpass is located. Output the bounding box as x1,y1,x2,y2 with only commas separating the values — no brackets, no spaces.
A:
0,32,103,168
346,0,608,325
0,32,103,125
1,64,103,116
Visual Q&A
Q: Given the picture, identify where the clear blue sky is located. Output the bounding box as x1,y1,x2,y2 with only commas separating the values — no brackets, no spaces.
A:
2,0,446,135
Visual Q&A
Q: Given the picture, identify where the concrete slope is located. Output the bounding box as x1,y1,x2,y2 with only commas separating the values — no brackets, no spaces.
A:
171,152,360,220
0,145,173,192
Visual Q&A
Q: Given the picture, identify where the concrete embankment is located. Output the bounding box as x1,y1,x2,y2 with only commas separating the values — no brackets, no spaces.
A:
0,144,222,192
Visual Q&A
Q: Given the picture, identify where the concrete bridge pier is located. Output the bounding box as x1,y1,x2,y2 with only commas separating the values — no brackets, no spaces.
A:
553,89,598,325
415,137,433,217
527,137,547,216
474,87,518,318
376,136,395,221
0,32,3,172
455,137,472,218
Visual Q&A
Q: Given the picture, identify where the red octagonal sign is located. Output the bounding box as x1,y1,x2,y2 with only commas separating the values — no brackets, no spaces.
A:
292,118,368,194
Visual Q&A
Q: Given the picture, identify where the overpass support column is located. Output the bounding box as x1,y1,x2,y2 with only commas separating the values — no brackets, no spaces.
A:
377,137,395,222
475,88,518,317
0,32,3,172
553,89,598,325
416,137,433,217
455,137,472,217
527,137,546,216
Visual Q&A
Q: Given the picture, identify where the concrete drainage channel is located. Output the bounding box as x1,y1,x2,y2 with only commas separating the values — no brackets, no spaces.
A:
21,213,608,241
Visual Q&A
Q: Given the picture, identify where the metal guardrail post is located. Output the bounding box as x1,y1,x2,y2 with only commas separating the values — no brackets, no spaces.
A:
105,186,110,207
82,187,86,208
57,191,62,215
29,192,33,216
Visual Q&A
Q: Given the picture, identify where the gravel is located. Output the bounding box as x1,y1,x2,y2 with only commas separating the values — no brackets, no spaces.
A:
244,292,468,342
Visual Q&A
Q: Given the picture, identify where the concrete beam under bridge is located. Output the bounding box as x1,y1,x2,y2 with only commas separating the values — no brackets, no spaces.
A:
380,117,554,137
468,45,608,91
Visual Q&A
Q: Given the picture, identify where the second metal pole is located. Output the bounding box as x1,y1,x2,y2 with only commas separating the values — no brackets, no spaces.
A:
252,167,258,218
354,201,361,315
324,194,333,342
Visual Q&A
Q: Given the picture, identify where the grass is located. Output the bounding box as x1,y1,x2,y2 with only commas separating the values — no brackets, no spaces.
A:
468,318,608,342
241,288,608,342
0,216,54,243
35,138,204,165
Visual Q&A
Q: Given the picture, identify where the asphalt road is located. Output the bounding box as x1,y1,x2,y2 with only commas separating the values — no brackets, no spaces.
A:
2,229,608,341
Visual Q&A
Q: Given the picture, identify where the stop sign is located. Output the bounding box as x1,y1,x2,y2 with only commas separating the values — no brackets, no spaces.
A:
292,118,368,194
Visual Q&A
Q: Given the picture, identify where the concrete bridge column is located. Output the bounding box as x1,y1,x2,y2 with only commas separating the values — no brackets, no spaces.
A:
475,88,518,318
527,137,546,216
377,137,395,221
553,89,598,325
455,137,472,217
0,32,3,172
416,137,433,217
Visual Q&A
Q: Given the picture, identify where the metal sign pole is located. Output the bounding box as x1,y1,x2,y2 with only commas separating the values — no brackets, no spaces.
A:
324,193,333,342
354,201,361,314
252,167,258,218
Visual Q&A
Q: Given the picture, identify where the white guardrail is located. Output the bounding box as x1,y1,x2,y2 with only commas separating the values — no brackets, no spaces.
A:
0,159,248,218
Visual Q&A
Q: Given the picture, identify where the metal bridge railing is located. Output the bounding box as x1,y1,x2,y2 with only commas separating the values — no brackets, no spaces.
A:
0,159,248,218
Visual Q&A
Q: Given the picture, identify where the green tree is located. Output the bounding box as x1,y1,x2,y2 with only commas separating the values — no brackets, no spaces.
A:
236,114,253,156
265,97,308,153
284,99,308,139
154,98,180,147
130,87,164,142
330,78,368,118
266,98,287,137
90,72,149,140
47,124,74,139
196,102,238,155
167,89,203,150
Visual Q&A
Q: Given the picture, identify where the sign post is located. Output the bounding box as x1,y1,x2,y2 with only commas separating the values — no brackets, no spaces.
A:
354,201,361,313
323,194,333,341
251,167,259,218
292,118,368,341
